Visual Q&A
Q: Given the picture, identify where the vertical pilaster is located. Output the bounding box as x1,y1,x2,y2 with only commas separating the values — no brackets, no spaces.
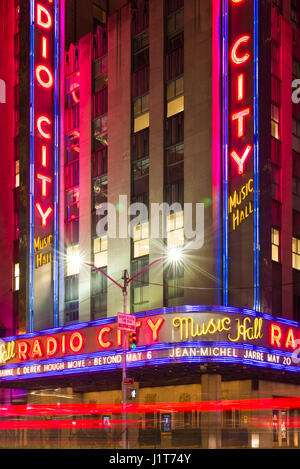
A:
79,34,92,322
107,5,132,316
184,0,215,306
281,18,293,318
148,0,164,308
201,374,222,448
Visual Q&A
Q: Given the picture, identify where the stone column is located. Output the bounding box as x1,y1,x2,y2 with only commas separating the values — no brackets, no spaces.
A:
201,374,222,448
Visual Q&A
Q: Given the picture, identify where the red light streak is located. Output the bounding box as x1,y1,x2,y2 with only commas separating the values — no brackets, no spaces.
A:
0,398,300,418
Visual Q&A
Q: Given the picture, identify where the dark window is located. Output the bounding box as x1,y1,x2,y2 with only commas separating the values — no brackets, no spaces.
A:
271,137,281,165
165,180,184,206
66,103,80,131
164,261,184,301
132,157,149,197
93,86,108,119
165,0,184,16
131,256,149,310
166,45,183,81
91,268,107,320
166,143,184,184
272,164,281,202
92,146,108,178
165,112,184,147
272,200,282,227
132,65,149,98
65,275,79,323
271,75,281,106
92,26,107,60
271,41,281,78
132,128,149,161
132,0,149,36
65,219,79,244
65,160,79,189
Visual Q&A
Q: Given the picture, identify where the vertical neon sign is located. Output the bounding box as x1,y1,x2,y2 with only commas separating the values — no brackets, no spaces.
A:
222,0,260,310
29,0,60,332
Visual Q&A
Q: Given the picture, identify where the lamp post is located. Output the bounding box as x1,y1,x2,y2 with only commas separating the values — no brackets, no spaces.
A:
74,248,183,449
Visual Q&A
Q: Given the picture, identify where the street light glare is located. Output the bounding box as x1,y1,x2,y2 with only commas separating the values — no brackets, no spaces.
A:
67,252,82,270
167,248,183,263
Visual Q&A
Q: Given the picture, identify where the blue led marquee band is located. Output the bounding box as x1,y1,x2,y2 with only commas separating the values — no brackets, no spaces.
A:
29,0,35,333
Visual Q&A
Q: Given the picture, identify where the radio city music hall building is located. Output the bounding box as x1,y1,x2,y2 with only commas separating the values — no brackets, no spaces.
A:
0,0,300,450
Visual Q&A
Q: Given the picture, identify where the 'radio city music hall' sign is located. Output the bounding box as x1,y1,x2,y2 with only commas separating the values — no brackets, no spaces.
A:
1,308,300,383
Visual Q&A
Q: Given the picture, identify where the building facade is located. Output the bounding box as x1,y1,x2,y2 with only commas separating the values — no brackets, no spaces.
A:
0,0,300,449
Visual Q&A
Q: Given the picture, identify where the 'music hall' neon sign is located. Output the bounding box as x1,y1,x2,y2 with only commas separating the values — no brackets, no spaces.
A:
1,307,300,383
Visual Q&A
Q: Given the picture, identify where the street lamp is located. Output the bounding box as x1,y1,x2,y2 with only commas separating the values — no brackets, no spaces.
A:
68,248,183,449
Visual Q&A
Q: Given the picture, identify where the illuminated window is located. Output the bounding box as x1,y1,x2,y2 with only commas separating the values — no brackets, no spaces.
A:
14,263,19,291
133,221,149,258
66,245,80,276
271,104,280,140
93,236,107,268
293,238,300,270
15,160,20,188
133,93,149,133
272,228,281,263
167,76,184,118
166,210,184,249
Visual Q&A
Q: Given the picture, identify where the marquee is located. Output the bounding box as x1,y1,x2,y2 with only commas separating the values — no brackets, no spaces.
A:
0,306,300,384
